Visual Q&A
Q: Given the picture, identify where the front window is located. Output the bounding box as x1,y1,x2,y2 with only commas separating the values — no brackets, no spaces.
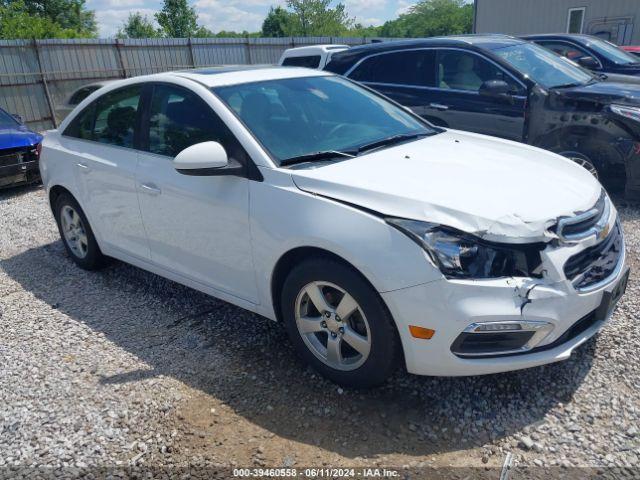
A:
0,109,19,128
436,50,523,94
213,75,435,164
493,42,595,89
585,37,640,66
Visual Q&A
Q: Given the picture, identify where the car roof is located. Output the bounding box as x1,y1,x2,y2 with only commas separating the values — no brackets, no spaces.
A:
160,65,332,87
522,33,595,42
328,35,526,63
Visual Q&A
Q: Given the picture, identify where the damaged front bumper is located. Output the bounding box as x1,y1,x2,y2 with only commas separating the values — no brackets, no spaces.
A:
381,208,629,377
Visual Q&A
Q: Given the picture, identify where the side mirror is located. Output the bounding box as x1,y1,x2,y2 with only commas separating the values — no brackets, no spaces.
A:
479,80,514,103
577,56,599,70
11,113,23,124
173,141,242,176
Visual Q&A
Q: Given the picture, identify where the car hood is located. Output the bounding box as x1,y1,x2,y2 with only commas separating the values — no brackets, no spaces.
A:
608,65,640,76
557,80,640,106
603,73,640,86
0,126,42,150
290,130,602,243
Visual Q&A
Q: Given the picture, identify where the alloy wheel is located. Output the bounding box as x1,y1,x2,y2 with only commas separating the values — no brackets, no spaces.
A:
294,281,371,371
60,205,89,259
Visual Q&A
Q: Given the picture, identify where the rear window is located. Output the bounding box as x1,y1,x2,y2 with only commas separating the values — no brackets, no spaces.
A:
282,55,322,68
349,50,436,87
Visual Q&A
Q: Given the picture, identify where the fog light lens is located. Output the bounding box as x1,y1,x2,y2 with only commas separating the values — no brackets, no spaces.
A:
451,320,553,357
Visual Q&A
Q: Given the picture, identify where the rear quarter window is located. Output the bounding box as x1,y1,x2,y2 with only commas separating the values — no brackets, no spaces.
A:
282,55,322,68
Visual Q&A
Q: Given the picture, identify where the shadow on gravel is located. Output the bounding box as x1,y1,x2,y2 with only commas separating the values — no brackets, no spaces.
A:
0,183,43,201
1,240,597,459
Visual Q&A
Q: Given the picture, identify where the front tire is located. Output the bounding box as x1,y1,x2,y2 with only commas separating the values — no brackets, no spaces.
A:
560,151,599,179
53,192,106,270
281,257,401,388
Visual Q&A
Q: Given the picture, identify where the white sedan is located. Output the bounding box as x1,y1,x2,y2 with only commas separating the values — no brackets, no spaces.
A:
40,66,628,387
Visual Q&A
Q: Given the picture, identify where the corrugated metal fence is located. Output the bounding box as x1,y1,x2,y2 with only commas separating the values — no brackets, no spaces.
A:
0,36,391,131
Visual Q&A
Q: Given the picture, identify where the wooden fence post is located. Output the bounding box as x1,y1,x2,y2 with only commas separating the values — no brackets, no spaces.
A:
115,39,127,78
187,37,196,68
244,36,252,65
33,39,57,129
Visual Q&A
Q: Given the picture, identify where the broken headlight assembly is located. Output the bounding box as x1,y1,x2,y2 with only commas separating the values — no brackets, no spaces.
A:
386,218,543,279
610,104,640,123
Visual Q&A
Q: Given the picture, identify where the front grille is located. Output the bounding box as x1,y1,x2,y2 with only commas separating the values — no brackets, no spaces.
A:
0,146,38,168
564,221,623,290
554,191,608,242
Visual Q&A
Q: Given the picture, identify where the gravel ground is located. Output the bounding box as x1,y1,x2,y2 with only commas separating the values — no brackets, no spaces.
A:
0,185,639,478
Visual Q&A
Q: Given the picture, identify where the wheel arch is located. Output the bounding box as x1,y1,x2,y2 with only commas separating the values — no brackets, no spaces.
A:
270,246,379,324
533,124,625,168
48,184,75,208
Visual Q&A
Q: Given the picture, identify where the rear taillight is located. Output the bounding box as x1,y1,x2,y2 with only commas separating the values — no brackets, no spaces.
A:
35,143,42,158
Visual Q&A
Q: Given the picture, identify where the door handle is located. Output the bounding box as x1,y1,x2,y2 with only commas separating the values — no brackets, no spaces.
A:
77,162,90,173
140,183,161,195
428,103,450,111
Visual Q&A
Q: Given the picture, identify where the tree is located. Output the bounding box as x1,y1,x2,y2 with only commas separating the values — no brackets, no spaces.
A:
155,0,200,38
379,0,472,38
0,0,96,36
349,23,381,38
262,6,294,37
285,0,353,36
193,25,215,38
0,0,87,38
116,12,160,39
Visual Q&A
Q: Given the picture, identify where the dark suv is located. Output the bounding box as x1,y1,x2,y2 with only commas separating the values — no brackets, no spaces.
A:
324,35,640,199
523,34,640,77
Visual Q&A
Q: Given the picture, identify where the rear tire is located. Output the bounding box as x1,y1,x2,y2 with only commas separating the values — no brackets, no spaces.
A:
281,257,401,388
53,192,106,270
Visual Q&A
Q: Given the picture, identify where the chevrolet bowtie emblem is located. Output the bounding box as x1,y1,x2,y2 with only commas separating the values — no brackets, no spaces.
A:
598,223,610,241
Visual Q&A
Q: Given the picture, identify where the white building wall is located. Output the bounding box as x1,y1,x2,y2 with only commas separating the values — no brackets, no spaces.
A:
474,0,640,45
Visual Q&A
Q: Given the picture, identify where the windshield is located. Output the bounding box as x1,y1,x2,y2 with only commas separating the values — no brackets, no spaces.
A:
585,37,640,66
493,42,595,89
213,75,434,164
0,109,19,128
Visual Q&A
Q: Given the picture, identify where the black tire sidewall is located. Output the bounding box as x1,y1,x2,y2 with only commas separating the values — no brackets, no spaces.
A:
53,193,104,270
281,258,400,388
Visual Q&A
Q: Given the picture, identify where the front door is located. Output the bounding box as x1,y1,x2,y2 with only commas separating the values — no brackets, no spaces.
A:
135,83,257,302
430,50,527,141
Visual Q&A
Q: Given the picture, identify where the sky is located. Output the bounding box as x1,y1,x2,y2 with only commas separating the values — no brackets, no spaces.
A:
86,0,419,37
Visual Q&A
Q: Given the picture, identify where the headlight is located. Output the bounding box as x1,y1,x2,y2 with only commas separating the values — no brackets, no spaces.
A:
386,218,542,279
610,104,640,123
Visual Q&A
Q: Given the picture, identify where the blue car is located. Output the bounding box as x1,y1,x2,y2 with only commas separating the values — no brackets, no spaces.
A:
0,107,43,189
523,34,640,77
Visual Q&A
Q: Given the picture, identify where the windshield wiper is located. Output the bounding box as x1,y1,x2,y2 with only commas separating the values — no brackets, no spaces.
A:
550,82,584,89
280,150,356,167
356,133,428,154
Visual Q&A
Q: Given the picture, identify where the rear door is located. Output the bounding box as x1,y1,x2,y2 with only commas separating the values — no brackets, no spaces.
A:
59,85,149,259
346,49,443,125
431,49,527,140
